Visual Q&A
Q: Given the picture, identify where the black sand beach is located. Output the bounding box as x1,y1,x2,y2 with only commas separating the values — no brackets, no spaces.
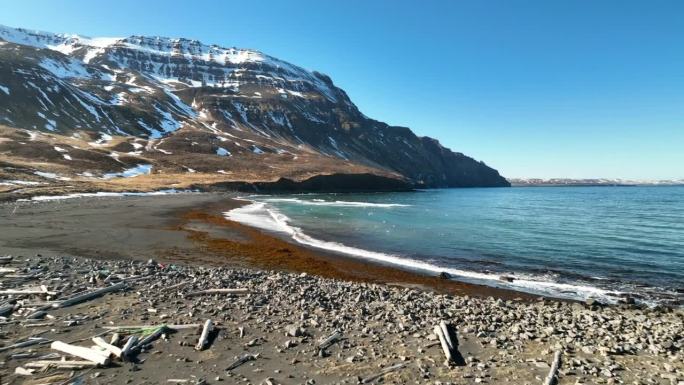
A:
0,193,535,300
0,193,682,384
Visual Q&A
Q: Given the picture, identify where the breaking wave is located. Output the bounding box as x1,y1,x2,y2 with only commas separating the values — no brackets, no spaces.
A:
261,197,409,208
225,199,628,304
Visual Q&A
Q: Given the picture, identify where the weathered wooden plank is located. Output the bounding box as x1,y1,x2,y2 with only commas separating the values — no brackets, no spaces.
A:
50,341,110,365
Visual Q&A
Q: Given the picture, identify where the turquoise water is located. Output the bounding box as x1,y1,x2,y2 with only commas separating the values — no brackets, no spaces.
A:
226,186,684,305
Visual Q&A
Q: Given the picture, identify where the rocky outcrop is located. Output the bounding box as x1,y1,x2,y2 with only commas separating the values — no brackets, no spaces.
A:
194,173,414,193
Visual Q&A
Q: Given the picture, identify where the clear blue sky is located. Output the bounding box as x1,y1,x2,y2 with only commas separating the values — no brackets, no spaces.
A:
3,0,683,179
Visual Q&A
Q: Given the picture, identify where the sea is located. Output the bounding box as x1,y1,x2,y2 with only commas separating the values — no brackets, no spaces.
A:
225,186,684,306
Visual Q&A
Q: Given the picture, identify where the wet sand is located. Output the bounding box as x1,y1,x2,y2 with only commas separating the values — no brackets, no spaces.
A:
0,192,533,300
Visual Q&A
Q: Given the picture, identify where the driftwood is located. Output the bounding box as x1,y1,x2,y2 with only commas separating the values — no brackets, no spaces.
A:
161,281,192,292
195,319,213,351
93,336,123,358
25,307,50,320
56,282,126,308
434,325,453,363
51,341,110,366
102,323,200,331
0,303,16,317
11,352,60,360
317,330,342,356
185,288,250,297
121,335,138,360
24,360,98,369
439,321,455,351
14,366,34,376
361,363,407,384
0,288,57,296
130,326,167,352
0,337,51,353
433,321,465,366
543,350,562,385
226,353,259,371
110,332,121,345
23,322,54,328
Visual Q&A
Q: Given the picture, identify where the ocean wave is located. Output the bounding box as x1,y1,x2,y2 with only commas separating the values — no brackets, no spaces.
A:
225,200,628,304
260,197,410,208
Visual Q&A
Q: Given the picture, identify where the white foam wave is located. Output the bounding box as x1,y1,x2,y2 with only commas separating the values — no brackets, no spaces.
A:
225,201,625,303
261,197,409,208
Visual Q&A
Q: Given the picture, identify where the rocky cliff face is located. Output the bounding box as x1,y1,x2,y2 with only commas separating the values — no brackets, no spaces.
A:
0,25,509,189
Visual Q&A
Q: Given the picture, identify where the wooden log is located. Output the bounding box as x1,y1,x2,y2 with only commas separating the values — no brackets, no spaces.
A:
185,288,250,297
0,337,50,353
121,335,138,360
130,326,166,352
439,320,455,351
195,319,213,351
15,366,35,376
434,325,454,365
226,353,258,371
0,303,15,317
10,352,38,359
318,330,342,351
361,363,407,384
161,281,191,292
26,309,47,320
11,352,60,360
543,350,562,385
23,322,54,328
56,282,126,308
317,330,342,357
102,323,200,331
93,336,123,358
0,288,57,295
110,332,121,346
24,360,98,369
50,341,110,365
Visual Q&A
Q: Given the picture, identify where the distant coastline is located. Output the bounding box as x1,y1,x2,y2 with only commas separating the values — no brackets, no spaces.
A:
508,178,684,187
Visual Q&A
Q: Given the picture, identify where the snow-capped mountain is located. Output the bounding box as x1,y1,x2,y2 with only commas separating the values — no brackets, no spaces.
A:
0,25,509,191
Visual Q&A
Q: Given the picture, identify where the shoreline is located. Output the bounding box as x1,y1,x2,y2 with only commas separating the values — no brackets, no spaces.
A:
174,196,539,302
1,191,677,307
1,192,534,302
1,193,682,383
0,190,674,307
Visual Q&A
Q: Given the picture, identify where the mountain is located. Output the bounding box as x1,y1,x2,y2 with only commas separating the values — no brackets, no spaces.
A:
0,25,509,196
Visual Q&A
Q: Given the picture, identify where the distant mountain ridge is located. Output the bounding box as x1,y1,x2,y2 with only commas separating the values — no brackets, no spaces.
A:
508,178,684,186
0,24,509,192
